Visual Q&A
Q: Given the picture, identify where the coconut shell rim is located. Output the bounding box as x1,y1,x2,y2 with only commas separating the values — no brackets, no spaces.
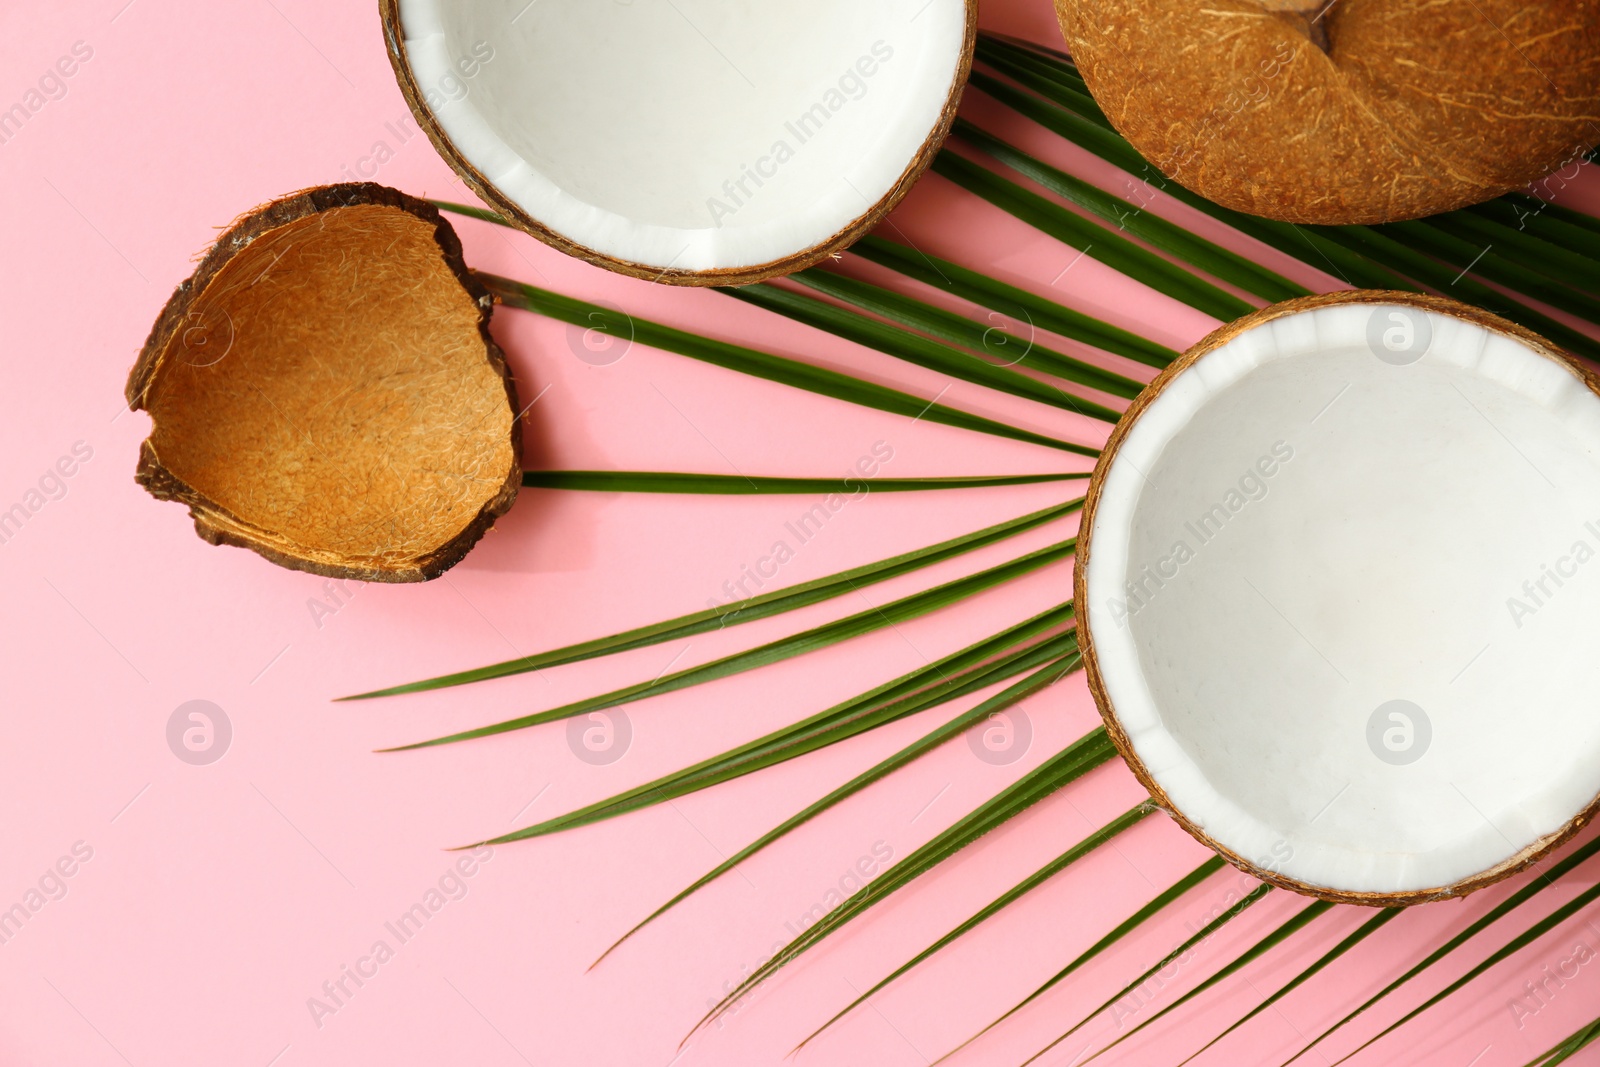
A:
378,0,979,286
126,182,523,584
1073,289,1600,906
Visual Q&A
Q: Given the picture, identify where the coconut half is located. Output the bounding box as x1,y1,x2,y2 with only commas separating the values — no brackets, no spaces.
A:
1076,291,1600,903
1056,0,1600,224
127,183,521,583
381,0,975,284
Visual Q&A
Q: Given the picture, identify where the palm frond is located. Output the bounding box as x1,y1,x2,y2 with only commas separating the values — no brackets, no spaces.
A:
386,538,1078,753
1279,832,1600,1065
602,656,1095,968
342,497,1082,699
782,265,1143,399
693,720,1116,1036
503,605,1073,842
933,149,1257,322
1329,877,1600,1066
934,855,1227,1063
1524,1015,1600,1067
794,801,1157,1051
478,270,1100,456
519,470,1083,494
850,234,1179,369
1012,881,1276,1067
1175,908,1403,1066
723,280,1123,422
1077,900,1337,1065
954,119,1310,304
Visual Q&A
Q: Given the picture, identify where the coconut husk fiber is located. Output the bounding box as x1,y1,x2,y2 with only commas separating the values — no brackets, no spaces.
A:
1056,0,1600,224
126,183,521,582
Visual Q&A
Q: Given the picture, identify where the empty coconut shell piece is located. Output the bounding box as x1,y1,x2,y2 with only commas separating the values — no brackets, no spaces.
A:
126,183,521,583
1056,0,1600,224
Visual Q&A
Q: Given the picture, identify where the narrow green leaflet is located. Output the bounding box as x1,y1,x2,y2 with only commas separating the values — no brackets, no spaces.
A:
508,605,1075,840
521,470,1084,494
852,234,1178,369
723,281,1123,423
956,120,1309,304
1013,881,1275,1067
693,722,1118,1035
1330,878,1600,1066
937,856,1227,1064
1279,797,1600,1064
795,802,1158,1051
1419,210,1600,293
1078,901,1337,1065
342,497,1082,698
387,538,1079,753
1176,908,1403,1066
1310,224,1600,358
605,658,1098,967
1470,198,1600,262
781,266,1141,399
934,150,1257,322
480,271,1101,456
973,35,1111,128
1524,1015,1600,1067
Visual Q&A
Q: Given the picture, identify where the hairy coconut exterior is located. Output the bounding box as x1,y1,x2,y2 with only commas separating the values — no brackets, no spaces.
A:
1056,0,1600,225
127,183,521,583
1075,290,1600,905
378,0,978,286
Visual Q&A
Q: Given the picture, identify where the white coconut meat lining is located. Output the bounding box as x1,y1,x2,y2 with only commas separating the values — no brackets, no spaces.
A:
392,0,969,277
1082,296,1600,899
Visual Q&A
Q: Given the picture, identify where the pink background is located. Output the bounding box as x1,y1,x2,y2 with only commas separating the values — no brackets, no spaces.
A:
3,3,1599,1066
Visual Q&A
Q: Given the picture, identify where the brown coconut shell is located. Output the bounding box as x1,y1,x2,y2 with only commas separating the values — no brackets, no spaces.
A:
1074,290,1600,905
378,0,979,286
1055,0,1600,225
126,183,521,583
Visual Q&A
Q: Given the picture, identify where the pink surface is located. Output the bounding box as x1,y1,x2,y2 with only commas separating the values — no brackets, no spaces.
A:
3,3,1599,1066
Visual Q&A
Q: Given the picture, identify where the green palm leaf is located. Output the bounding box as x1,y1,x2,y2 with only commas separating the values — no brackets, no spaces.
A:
478,271,1100,456
693,721,1117,1036
506,605,1074,841
1177,908,1403,1066
342,497,1082,699
723,280,1123,422
1077,900,1337,1065
1525,1015,1600,1067
934,150,1257,322
1329,877,1600,1066
1014,881,1277,1067
934,856,1227,1063
782,266,1143,399
600,653,1094,969
851,234,1178,369
519,470,1083,494
954,120,1310,304
1280,832,1600,1065
794,801,1158,1051
386,537,1079,754
1081,902,1331,1067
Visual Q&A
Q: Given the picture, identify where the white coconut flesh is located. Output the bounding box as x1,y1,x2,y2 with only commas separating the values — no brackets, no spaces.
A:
1084,301,1600,896
394,0,968,274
